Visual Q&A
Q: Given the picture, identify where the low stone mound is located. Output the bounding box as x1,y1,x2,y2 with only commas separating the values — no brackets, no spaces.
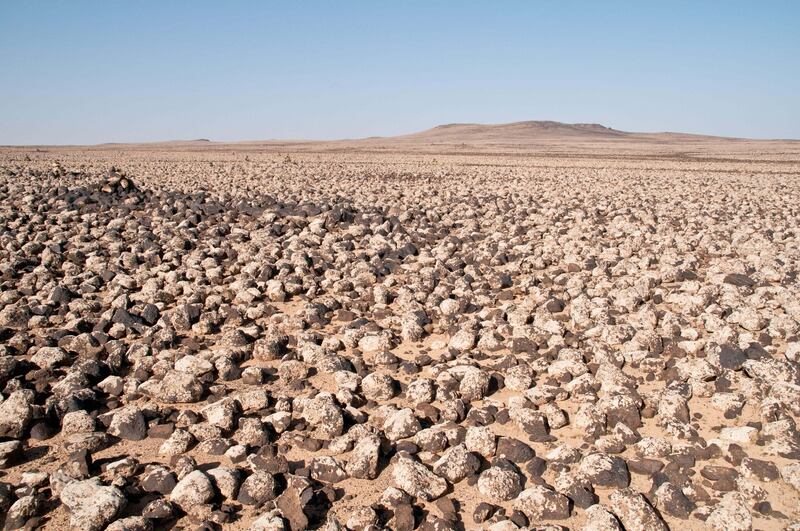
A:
97,167,139,195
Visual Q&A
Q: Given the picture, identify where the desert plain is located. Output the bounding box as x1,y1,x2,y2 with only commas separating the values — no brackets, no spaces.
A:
0,122,799,530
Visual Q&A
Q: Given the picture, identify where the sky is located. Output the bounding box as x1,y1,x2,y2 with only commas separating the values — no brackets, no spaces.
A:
1,1,799,144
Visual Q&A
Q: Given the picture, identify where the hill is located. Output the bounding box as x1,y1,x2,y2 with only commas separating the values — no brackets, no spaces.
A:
372,120,741,145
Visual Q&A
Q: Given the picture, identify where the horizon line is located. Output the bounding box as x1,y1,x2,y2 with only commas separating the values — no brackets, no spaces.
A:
2,119,800,147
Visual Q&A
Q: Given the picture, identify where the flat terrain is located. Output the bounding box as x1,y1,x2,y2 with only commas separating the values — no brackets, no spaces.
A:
1,130,799,530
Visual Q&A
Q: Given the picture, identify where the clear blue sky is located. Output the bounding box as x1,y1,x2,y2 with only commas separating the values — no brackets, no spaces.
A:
1,1,798,144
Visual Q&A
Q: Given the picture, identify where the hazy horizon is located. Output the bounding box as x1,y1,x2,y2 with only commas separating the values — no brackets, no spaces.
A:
6,118,800,147
2,1,799,145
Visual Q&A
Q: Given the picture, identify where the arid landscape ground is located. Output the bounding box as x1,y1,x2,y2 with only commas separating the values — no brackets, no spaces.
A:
1,122,799,530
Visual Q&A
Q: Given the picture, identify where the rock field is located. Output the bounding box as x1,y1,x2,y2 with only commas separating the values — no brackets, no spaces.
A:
0,142,799,530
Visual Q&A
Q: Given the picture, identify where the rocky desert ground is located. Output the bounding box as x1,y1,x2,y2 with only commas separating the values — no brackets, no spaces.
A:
1,128,799,531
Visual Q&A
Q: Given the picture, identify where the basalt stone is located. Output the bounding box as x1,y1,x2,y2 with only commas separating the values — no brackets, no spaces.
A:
473,502,496,524
579,453,630,488
60,478,126,531
628,458,664,476
495,437,534,463
654,482,695,518
740,457,779,482
141,466,177,495
514,485,570,520
237,471,277,505
392,457,447,501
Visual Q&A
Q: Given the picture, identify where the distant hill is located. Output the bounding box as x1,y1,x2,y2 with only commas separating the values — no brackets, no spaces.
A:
375,120,736,144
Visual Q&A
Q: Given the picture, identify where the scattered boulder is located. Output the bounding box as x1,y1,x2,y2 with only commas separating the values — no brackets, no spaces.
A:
60,478,126,531
514,485,570,520
169,470,215,512
432,444,480,483
477,463,524,502
393,457,448,501
108,407,147,440
609,488,668,531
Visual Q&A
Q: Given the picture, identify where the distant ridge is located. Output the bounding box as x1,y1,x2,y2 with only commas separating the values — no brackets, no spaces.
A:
97,138,212,146
429,120,624,135
392,120,630,143
377,120,743,144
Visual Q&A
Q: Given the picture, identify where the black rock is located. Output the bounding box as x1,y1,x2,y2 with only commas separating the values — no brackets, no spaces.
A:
628,458,664,476
740,457,779,481
700,465,738,482
567,484,598,509
723,273,756,287
509,510,528,527
656,482,695,518
495,437,533,463
141,467,178,495
473,502,496,524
